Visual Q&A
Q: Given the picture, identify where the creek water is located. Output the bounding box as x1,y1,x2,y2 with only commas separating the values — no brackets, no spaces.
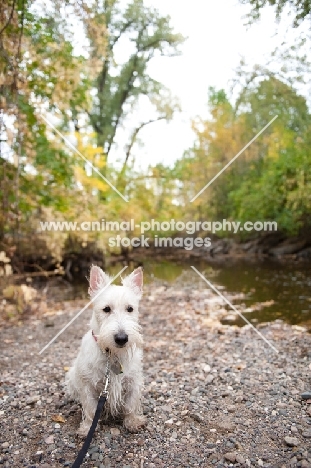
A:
51,257,311,329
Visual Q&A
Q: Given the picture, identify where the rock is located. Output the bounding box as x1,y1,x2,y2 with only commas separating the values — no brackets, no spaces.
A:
1,443,9,449
222,314,237,323
26,395,40,405
218,421,235,432
302,430,311,438
224,452,236,463
88,446,99,454
110,428,120,436
301,391,311,400
202,364,211,373
291,426,298,433
236,454,245,464
161,405,172,413
301,461,311,468
34,450,43,461
206,374,215,384
44,435,54,445
235,396,243,403
190,413,204,423
284,436,299,447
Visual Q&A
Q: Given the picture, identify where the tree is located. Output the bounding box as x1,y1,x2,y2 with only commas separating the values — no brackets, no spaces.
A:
239,0,311,27
73,0,184,169
174,75,311,236
0,1,89,240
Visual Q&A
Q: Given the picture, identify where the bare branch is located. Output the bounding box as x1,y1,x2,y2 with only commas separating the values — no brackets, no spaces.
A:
121,116,166,173
0,0,16,37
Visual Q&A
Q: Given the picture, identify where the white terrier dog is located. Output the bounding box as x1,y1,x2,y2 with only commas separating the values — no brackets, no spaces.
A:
66,265,145,436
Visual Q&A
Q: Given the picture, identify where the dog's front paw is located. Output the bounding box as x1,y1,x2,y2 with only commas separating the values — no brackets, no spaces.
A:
123,414,146,432
77,421,91,437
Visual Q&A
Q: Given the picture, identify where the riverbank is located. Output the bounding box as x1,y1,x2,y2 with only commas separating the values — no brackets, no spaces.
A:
1,232,310,282
122,232,311,265
1,276,311,467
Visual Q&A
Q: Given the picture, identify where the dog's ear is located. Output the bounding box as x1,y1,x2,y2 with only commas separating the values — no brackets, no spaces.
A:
122,266,143,297
88,265,110,296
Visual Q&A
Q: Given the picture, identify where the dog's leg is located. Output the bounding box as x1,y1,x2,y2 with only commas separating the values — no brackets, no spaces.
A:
123,373,146,432
76,383,98,436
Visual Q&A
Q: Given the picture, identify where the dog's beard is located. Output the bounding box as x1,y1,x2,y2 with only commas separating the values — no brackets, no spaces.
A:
96,325,143,357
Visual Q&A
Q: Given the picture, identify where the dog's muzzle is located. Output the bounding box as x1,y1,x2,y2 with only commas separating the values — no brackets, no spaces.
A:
114,332,128,347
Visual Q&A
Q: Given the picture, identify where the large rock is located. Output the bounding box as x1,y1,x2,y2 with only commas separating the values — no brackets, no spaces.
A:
284,436,299,447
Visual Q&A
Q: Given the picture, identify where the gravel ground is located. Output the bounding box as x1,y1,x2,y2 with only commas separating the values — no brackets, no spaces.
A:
1,273,311,468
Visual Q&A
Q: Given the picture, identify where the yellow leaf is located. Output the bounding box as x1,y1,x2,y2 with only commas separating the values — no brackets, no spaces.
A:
52,414,66,423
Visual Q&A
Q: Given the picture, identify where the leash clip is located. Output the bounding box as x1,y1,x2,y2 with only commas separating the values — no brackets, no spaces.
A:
100,374,110,398
100,350,111,398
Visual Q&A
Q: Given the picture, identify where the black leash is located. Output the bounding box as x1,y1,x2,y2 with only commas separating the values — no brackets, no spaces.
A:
71,349,111,468
71,394,107,468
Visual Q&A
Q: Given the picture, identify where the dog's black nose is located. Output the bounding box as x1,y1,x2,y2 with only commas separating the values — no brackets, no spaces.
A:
114,332,128,347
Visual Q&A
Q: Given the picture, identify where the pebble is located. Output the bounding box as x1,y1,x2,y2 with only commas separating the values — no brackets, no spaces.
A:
26,395,40,405
190,412,204,423
224,452,236,463
206,374,215,384
218,421,235,432
88,446,99,454
2,282,311,468
236,454,245,464
235,396,243,403
44,435,54,445
284,436,299,447
302,430,311,438
301,391,311,400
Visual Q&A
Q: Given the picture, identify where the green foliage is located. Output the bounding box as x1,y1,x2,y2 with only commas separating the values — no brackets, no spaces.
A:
1,0,310,255
176,73,311,237
83,0,184,160
239,0,311,27
0,0,186,249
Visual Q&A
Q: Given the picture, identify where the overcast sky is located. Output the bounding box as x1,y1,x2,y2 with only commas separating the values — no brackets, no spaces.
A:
109,0,305,171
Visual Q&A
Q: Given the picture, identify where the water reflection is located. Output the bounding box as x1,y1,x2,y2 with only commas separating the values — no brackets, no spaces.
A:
45,258,311,327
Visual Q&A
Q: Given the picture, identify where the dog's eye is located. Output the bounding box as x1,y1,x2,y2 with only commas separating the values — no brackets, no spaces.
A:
127,306,133,312
103,306,111,313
